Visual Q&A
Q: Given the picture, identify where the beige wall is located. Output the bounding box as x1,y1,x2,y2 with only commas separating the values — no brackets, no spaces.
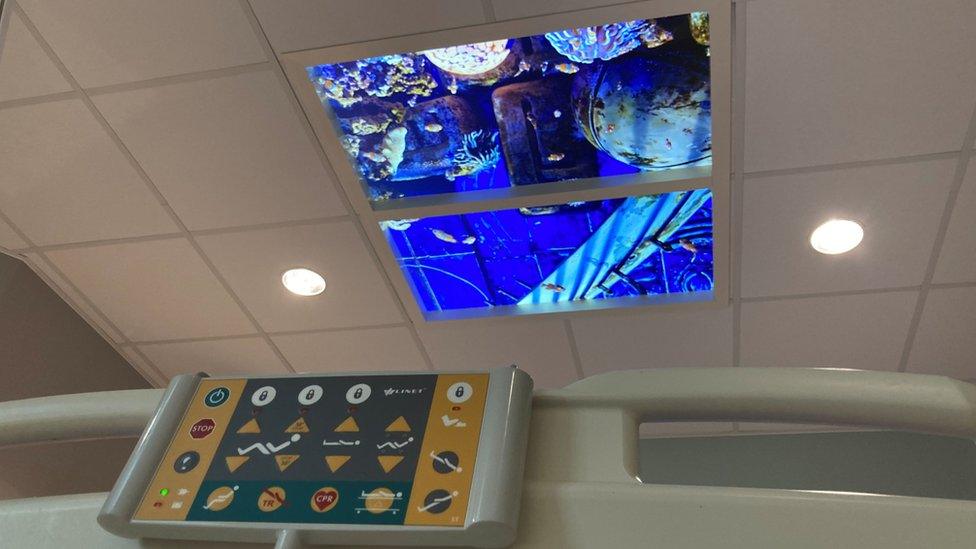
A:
0,253,149,499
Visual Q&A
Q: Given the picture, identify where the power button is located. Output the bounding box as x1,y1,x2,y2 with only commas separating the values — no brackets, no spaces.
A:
204,387,230,408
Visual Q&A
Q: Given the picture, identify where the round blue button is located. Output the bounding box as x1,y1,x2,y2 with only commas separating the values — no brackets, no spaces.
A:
204,387,230,407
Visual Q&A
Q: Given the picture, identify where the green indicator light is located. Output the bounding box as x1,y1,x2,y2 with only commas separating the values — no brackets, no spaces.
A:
159,488,169,497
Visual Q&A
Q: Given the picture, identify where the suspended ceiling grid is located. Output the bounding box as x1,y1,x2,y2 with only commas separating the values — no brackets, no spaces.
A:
1,0,975,436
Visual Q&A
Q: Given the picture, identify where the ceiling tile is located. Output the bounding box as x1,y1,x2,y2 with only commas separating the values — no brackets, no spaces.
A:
196,222,403,332
741,159,954,298
23,253,125,343
0,100,177,245
250,0,487,53
117,347,165,387
572,307,733,376
491,0,632,20
272,327,428,373
740,291,918,370
16,0,266,88
906,286,976,380
138,337,289,379
45,238,255,342
745,0,976,172
0,9,71,102
640,422,735,438
0,219,26,250
416,319,578,389
933,162,976,284
92,70,347,231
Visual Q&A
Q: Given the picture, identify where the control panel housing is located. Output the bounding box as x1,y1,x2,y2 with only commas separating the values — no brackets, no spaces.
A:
99,367,533,548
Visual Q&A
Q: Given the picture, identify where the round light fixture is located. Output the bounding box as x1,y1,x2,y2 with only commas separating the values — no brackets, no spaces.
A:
810,219,864,255
281,268,326,296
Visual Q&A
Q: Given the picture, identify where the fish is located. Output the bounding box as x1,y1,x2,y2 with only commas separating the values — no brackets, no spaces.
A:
664,138,673,150
461,235,476,245
447,77,459,94
542,283,565,292
553,109,562,118
606,123,616,133
424,122,443,132
554,63,579,74
432,229,458,243
525,112,538,128
679,238,697,253
547,152,565,161
540,61,549,72
362,151,385,162
519,60,531,73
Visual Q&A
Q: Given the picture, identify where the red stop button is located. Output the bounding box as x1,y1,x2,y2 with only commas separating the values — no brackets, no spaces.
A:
189,418,216,439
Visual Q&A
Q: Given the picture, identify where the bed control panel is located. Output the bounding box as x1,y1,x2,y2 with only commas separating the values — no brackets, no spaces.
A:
99,368,533,548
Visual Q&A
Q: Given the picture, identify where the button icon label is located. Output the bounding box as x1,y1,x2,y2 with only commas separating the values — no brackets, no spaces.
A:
311,487,339,513
298,384,323,405
204,486,238,511
173,451,199,473
346,383,371,404
189,418,216,439
258,486,286,512
204,387,230,407
446,382,473,404
251,386,276,407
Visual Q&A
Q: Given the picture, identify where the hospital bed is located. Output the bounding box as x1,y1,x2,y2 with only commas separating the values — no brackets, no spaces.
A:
1,367,975,548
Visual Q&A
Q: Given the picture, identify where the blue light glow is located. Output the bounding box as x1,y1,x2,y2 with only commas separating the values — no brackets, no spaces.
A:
306,13,711,204
382,189,713,314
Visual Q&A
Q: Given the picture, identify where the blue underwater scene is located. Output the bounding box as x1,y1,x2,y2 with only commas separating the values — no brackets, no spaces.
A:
382,189,713,313
307,13,712,202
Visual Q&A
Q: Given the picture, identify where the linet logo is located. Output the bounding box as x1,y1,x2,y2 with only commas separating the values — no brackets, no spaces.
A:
189,418,216,439
384,387,427,396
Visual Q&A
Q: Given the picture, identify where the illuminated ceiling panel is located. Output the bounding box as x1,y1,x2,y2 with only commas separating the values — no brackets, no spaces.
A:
283,1,730,322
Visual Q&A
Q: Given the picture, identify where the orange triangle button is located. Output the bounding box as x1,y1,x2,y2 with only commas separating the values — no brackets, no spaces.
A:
377,455,404,473
236,418,260,434
285,417,310,433
385,416,410,432
325,455,351,473
334,416,359,433
275,454,300,472
226,455,249,473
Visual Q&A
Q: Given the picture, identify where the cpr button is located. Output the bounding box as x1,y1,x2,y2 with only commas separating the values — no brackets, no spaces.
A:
189,418,216,439
204,387,230,407
310,487,339,513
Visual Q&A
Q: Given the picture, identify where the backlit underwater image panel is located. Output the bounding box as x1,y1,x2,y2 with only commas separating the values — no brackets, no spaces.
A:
307,13,712,204
382,188,713,314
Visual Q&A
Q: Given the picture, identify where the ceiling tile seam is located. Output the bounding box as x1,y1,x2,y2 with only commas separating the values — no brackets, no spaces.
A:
239,0,438,372
930,281,976,290
0,90,79,111
481,0,497,22
730,0,747,368
126,345,170,387
896,99,976,373
10,232,186,254
124,322,409,346
740,285,921,304
83,61,273,97
743,150,962,181
563,319,585,381
13,2,298,375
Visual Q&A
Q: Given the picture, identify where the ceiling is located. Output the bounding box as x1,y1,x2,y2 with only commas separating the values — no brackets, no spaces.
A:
1,0,975,438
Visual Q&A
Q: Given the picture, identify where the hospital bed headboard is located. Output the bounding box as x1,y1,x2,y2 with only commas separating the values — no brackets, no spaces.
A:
2,367,976,548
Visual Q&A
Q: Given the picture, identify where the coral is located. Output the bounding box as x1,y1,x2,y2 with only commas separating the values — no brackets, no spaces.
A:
308,54,437,108
349,114,393,135
690,12,710,46
544,19,672,64
422,40,512,76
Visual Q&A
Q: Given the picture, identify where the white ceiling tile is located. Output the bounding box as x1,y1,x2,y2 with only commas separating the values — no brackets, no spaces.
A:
250,0,487,53
933,162,976,284
740,291,918,370
272,327,428,373
16,0,266,88
45,239,255,342
0,9,72,102
196,222,403,332
92,70,347,231
417,319,578,389
906,286,976,380
23,252,125,343
0,219,26,250
0,100,177,245
741,159,954,298
745,0,976,172
491,0,633,20
138,337,289,379
572,307,733,376
639,422,735,438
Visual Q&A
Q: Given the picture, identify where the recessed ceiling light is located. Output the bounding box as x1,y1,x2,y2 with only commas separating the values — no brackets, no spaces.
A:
810,219,863,255
281,268,326,296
